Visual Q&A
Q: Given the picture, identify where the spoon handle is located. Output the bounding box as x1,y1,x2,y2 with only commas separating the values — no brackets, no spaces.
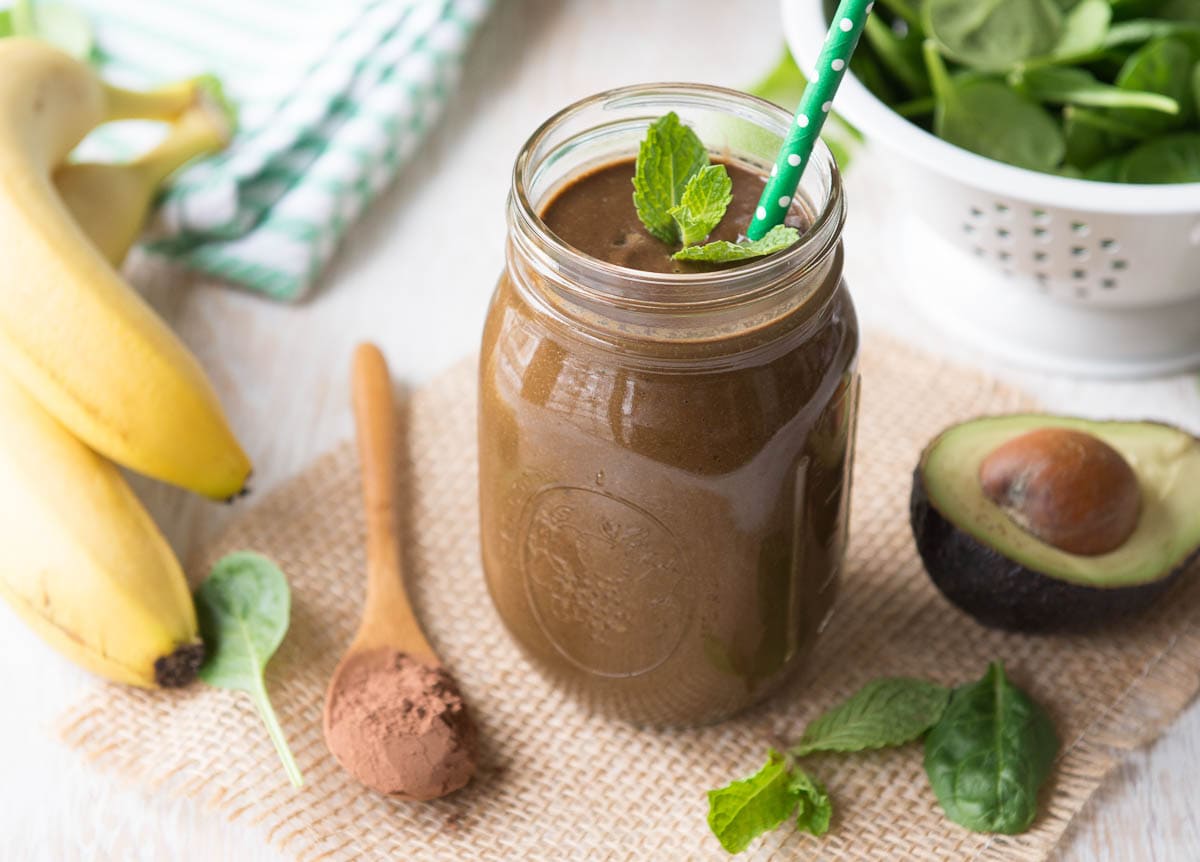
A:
351,342,435,659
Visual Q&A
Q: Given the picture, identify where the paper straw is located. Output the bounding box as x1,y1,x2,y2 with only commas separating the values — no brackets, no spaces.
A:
746,0,874,240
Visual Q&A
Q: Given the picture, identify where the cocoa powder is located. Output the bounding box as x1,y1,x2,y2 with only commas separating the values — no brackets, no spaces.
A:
324,647,477,799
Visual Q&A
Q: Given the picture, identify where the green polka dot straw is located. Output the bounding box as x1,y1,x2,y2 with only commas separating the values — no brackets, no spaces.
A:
747,0,873,240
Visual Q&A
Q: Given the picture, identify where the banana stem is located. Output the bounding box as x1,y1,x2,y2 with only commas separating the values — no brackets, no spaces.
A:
102,79,201,123
131,104,229,187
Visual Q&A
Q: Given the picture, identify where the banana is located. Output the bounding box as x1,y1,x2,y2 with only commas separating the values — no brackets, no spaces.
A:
0,39,250,500
54,101,232,265
0,368,202,687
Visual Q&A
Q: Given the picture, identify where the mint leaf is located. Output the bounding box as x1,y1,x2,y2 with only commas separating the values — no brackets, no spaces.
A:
792,678,951,756
707,750,799,854
673,225,800,263
632,112,708,244
789,769,832,836
669,164,732,247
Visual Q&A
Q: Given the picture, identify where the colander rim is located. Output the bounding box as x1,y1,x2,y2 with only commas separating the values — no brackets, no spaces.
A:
783,0,1200,215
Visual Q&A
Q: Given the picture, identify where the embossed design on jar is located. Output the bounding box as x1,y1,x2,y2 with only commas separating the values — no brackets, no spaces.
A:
519,486,690,678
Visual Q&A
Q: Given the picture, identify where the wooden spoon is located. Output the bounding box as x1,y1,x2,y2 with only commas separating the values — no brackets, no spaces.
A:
322,343,477,800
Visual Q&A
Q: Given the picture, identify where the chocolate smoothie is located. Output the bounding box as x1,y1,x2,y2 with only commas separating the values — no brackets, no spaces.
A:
480,142,858,727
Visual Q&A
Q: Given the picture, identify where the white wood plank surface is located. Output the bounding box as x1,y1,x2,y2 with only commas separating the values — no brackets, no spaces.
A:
0,1,1195,858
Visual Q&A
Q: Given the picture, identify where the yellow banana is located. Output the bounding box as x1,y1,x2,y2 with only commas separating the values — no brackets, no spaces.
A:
54,100,231,265
0,369,202,687
0,39,250,500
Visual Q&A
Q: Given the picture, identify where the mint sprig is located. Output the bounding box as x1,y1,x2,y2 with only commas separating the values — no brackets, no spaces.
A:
632,113,708,244
670,164,732,247
673,225,801,263
632,113,801,263
707,750,830,854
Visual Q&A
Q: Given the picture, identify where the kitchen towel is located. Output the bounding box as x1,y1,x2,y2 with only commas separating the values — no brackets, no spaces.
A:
75,0,491,301
59,335,1200,860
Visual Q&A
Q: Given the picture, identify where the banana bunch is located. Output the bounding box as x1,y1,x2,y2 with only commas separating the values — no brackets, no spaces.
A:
0,39,252,687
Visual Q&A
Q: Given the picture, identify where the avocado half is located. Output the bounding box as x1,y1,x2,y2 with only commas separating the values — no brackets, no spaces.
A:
911,414,1200,632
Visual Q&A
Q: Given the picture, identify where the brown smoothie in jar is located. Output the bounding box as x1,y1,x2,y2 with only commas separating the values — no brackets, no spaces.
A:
479,156,858,727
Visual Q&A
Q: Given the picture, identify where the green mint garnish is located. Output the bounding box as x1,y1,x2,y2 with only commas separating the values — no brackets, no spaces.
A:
632,112,708,244
791,678,951,756
673,225,801,263
707,749,831,854
789,769,833,837
632,114,802,260
670,163,732,247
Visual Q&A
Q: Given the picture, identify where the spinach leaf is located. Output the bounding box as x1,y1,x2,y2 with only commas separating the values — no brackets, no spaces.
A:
1163,0,1200,20
1016,65,1181,112
1083,153,1129,180
924,663,1058,834
865,14,932,97
1193,58,1200,115
195,552,304,788
924,0,1064,71
1053,0,1113,58
926,41,1067,170
1104,18,1200,49
1120,131,1200,180
792,678,950,755
1063,105,1147,168
1111,37,1196,131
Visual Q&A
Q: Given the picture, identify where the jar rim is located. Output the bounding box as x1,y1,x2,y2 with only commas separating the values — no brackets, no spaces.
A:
510,82,846,312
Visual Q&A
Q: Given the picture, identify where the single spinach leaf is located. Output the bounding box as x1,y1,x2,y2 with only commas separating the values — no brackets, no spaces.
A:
670,164,732,247
924,662,1059,834
672,225,800,263
0,9,13,38
1163,0,1200,20
1083,153,1128,180
195,552,303,788
1104,18,1200,49
789,769,833,836
926,41,1067,171
707,750,802,853
924,0,1064,71
1053,0,1112,58
1016,65,1180,112
1120,132,1200,181
1111,37,1196,131
865,14,932,97
1193,59,1200,115
1063,105,1145,168
632,112,709,244
793,678,951,755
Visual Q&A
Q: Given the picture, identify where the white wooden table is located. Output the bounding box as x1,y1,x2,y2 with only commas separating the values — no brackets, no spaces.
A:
1,1,1197,858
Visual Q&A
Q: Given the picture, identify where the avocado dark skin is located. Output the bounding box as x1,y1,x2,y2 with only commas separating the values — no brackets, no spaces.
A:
910,469,1195,632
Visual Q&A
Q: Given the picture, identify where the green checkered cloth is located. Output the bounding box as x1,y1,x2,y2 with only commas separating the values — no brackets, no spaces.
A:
73,0,491,301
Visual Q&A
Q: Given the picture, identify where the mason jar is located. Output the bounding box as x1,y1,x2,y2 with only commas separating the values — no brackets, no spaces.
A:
478,84,859,727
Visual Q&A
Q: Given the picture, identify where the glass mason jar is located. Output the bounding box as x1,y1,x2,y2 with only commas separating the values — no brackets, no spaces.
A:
478,84,859,727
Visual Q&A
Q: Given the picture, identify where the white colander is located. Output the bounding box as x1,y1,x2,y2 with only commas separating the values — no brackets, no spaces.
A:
784,0,1200,378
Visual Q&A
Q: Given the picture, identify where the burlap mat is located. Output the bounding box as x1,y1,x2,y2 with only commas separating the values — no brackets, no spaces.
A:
59,335,1200,861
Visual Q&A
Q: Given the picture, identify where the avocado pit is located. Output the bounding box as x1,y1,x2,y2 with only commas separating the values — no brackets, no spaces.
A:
978,428,1141,556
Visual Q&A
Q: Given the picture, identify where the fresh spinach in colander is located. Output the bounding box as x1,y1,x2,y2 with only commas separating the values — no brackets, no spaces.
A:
844,0,1200,182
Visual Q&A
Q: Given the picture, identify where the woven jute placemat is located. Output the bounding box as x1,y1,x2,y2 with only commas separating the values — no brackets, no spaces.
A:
59,335,1200,861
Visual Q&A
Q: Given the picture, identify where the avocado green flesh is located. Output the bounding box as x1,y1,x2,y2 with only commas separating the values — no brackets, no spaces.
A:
921,415,1200,589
